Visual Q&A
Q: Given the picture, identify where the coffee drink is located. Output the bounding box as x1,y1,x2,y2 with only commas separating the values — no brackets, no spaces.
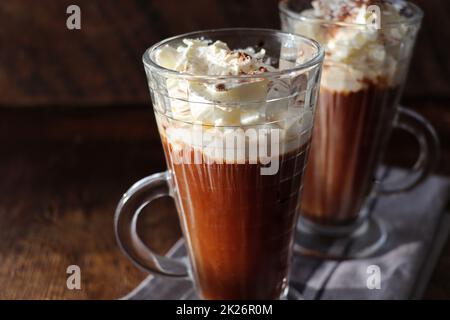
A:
281,0,421,225
146,34,322,298
302,83,400,224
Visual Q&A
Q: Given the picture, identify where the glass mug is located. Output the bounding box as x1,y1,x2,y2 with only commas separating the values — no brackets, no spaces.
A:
279,0,440,258
115,29,324,299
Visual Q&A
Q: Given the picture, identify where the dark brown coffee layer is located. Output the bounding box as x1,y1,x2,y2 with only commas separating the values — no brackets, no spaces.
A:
162,137,309,299
301,84,400,225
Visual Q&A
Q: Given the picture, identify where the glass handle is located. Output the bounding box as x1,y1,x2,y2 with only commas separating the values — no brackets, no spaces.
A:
379,106,440,195
114,171,188,278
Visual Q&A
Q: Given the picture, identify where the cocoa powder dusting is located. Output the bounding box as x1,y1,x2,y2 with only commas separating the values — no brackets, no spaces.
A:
215,83,226,91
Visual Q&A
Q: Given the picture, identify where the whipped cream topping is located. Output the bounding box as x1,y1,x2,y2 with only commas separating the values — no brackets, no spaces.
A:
290,0,413,92
151,39,314,160
156,39,275,76
155,39,275,126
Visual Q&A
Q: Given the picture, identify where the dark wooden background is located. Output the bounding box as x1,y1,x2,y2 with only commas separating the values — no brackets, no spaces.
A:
0,0,449,299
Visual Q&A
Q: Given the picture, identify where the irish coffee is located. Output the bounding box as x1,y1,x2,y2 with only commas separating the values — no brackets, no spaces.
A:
153,36,316,297
138,32,323,299
281,0,421,225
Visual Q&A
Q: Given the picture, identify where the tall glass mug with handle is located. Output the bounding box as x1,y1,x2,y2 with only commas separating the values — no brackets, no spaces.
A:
279,0,439,258
115,29,324,299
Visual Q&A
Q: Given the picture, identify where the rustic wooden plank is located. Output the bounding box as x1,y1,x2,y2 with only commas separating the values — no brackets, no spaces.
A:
0,108,182,299
0,105,448,299
1,0,449,106
0,0,449,300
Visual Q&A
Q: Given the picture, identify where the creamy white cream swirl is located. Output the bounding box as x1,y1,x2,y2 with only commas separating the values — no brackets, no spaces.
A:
151,39,313,160
290,0,413,92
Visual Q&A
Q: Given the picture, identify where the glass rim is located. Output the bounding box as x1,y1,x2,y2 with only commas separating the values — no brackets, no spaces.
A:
278,0,424,28
142,28,324,81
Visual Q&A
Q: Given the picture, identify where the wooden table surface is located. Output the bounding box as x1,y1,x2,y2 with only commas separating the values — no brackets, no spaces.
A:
0,0,449,299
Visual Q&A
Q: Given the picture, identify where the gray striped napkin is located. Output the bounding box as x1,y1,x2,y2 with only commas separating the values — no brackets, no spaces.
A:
123,170,450,300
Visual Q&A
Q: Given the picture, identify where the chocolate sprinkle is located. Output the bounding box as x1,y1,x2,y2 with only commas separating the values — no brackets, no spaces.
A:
215,83,226,91
238,51,251,61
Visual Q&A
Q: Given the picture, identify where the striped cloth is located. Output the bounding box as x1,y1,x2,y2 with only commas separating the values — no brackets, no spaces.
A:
123,170,450,300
